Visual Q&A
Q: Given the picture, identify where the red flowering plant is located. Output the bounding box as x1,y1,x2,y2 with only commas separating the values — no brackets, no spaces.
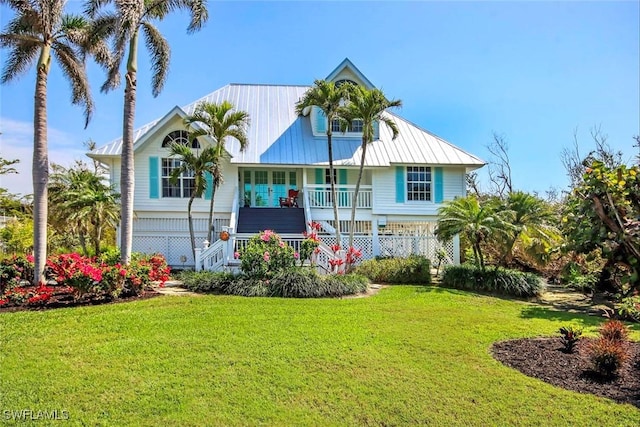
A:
46,253,108,296
0,255,34,294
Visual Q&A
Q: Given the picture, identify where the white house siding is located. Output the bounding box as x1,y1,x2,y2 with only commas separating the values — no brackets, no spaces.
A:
371,166,465,216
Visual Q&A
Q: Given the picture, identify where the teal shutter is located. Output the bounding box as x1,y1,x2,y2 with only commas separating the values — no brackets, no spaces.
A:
315,168,324,184
373,120,380,140
149,157,159,199
338,169,347,185
434,167,444,203
339,169,347,207
395,166,405,203
204,171,213,200
314,107,327,134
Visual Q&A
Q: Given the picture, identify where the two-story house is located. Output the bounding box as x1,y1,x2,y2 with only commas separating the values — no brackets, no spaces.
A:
89,59,485,270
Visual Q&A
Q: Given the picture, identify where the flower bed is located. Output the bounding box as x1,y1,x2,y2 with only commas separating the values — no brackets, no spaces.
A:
0,253,170,311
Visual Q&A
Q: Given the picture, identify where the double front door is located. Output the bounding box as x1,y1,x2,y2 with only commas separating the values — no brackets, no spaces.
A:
243,170,298,207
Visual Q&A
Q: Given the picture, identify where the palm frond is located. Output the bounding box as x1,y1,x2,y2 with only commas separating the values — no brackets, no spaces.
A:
140,21,169,97
0,36,39,83
52,40,94,127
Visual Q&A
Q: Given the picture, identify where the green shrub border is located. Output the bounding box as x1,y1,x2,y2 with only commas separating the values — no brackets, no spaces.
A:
355,255,431,284
440,264,544,297
179,268,369,298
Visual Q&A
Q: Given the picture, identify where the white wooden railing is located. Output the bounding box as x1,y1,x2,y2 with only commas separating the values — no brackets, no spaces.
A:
195,238,225,272
304,185,372,209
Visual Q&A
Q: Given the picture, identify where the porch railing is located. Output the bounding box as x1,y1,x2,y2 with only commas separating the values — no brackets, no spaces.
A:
304,185,372,209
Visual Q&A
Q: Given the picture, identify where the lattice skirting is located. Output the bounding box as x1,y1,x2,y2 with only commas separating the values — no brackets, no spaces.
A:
132,233,207,267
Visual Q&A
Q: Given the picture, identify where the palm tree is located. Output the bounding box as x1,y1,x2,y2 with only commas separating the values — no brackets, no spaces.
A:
435,196,506,270
49,163,120,255
86,0,208,265
167,143,217,260
295,80,350,244
1,0,110,284
341,85,402,248
183,101,249,243
499,191,560,266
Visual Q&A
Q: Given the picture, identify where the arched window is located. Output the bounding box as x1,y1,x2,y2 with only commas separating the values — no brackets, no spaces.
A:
334,79,357,88
161,130,200,148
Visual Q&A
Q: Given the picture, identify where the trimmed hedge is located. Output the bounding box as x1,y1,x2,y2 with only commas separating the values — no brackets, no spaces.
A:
355,255,431,284
179,269,369,298
441,265,544,297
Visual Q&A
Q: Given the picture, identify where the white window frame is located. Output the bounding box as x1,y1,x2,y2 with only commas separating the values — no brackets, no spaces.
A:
406,166,432,202
161,158,196,198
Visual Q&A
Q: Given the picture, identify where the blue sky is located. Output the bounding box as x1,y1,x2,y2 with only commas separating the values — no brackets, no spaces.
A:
1,1,638,197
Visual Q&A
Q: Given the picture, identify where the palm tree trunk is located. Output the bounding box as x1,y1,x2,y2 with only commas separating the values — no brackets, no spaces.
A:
349,139,368,249
120,32,139,265
327,132,341,246
187,195,196,260
207,176,216,243
32,45,51,285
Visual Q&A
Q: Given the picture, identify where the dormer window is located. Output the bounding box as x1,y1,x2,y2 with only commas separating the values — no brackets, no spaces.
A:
331,118,363,133
162,130,200,149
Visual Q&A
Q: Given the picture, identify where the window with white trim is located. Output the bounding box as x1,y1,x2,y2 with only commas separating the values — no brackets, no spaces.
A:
331,118,363,133
162,158,195,198
406,166,432,201
162,130,200,148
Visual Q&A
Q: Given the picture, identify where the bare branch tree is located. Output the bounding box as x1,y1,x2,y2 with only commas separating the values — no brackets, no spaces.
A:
486,132,513,198
466,172,482,197
561,126,624,189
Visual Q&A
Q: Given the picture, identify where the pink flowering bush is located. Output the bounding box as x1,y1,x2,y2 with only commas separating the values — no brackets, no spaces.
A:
238,230,296,279
0,252,171,309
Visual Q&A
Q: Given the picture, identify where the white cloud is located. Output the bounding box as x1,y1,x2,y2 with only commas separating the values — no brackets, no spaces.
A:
0,117,89,197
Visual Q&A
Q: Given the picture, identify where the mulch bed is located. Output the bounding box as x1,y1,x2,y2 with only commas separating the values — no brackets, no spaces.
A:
0,290,162,313
492,337,640,407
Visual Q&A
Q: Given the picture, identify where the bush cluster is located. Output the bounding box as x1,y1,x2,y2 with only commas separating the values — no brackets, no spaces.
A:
180,268,369,298
586,319,630,378
0,252,170,309
355,255,431,284
440,264,544,297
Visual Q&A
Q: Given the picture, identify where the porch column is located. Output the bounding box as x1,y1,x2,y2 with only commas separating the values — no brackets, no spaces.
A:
195,247,202,272
372,219,380,257
453,235,460,265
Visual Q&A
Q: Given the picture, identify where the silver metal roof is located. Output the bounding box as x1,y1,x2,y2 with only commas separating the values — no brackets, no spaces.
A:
90,84,485,169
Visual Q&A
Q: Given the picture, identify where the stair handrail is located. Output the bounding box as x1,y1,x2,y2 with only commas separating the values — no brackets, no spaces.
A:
195,238,225,271
314,240,340,274
229,185,239,232
303,187,313,233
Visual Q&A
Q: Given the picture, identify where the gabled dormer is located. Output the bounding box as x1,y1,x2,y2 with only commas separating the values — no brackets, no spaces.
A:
309,59,379,139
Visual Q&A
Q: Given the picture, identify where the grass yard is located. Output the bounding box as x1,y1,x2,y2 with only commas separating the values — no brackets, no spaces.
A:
1,286,639,426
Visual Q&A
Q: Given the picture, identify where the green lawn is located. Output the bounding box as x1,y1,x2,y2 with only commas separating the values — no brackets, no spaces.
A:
1,286,639,426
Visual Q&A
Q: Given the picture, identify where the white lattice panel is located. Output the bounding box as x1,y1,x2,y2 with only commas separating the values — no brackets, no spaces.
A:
168,236,195,266
132,236,167,255
378,235,454,265
319,236,374,260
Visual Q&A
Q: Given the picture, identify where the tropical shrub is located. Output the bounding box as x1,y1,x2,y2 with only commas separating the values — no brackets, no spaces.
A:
179,268,368,298
441,264,544,297
558,325,582,353
356,256,431,284
599,319,629,343
0,252,170,308
0,255,34,293
179,271,236,293
586,338,628,378
563,159,640,295
585,319,630,378
238,230,297,279
618,295,640,322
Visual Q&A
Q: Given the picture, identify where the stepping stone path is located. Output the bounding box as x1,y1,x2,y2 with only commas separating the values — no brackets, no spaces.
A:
535,283,614,317
153,280,200,297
